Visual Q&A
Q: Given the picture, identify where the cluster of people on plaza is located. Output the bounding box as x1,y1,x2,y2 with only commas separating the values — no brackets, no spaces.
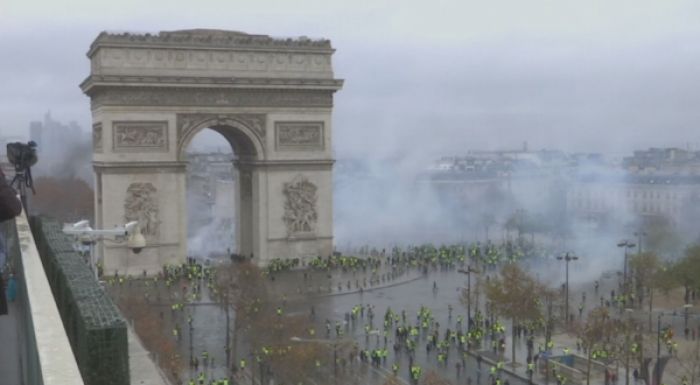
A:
265,239,549,276
100,237,699,385
324,299,547,385
102,241,560,385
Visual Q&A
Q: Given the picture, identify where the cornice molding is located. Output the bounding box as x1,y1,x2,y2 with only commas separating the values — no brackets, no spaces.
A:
93,161,188,174
80,75,344,93
235,159,334,170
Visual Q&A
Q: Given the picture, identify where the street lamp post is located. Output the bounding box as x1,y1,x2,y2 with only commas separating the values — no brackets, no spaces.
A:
624,308,634,385
458,266,480,329
634,231,647,254
617,240,636,293
556,252,578,325
684,303,693,335
189,320,194,375
656,312,662,385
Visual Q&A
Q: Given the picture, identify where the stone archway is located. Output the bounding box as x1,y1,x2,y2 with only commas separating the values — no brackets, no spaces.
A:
81,29,343,274
179,116,264,259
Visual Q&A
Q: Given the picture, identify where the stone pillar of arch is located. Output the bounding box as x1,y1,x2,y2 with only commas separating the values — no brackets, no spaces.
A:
81,29,343,274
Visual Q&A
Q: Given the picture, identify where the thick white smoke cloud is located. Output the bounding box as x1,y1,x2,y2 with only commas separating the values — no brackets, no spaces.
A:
333,151,699,286
185,132,236,259
187,217,235,259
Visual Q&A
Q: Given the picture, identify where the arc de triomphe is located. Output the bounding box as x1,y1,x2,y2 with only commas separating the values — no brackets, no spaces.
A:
80,29,343,274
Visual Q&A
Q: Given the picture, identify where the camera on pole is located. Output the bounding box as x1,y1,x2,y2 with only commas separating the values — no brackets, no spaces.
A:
6,141,38,211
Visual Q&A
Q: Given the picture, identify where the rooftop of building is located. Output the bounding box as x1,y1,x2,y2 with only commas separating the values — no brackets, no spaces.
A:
87,29,334,57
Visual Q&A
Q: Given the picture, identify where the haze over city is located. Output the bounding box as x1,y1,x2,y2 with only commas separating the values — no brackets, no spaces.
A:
1,2,700,385
2,0,700,159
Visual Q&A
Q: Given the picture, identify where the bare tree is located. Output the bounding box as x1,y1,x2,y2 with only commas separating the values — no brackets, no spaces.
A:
213,261,269,375
675,336,700,385
672,246,700,307
117,287,184,383
629,252,661,330
214,261,360,385
575,307,619,385
31,176,94,222
485,263,544,366
614,315,643,385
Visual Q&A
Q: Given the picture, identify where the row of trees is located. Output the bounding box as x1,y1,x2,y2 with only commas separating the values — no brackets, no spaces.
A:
579,245,700,385
214,262,357,385
483,264,559,366
628,246,700,328
30,176,94,222
116,286,184,383
482,264,621,385
480,256,699,385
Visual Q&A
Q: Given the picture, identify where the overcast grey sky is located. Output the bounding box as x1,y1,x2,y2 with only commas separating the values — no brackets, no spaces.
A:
2,0,700,158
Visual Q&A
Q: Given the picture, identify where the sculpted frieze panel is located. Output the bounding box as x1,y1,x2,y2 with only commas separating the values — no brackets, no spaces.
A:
91,88,333,109
98,47,332,74
124,182,160,238
93,123,103,152
275,121,324,151
113,121,168,152
282,175,318,235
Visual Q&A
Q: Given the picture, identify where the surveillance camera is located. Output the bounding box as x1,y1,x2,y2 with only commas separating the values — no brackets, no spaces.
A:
125,221,139,234
79,235,96,246
72,220,90,229
127,231,146,254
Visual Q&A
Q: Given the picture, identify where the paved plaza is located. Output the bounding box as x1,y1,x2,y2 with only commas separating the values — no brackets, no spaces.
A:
106,250,700,385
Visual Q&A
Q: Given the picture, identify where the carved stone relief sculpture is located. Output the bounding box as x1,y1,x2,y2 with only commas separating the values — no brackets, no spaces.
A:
93,123,103,152
275,121,324,151
113,121,168,151
282,175,318,235
124,182,160,238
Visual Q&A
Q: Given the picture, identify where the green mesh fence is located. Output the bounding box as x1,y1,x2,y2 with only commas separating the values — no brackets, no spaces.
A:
30,216,129,385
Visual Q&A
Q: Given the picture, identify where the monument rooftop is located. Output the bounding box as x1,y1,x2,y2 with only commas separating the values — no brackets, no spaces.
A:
87,29,334,57
81,29,342,93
